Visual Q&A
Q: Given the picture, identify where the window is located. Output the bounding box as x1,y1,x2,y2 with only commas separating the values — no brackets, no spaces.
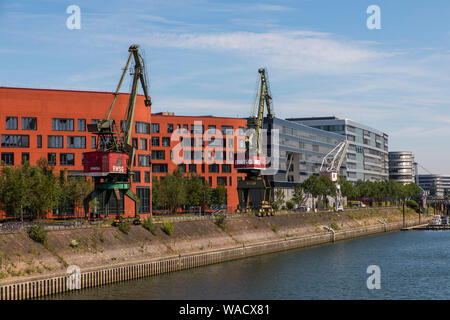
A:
144,171,151,183
152,163,168,173
91,136,96,149
78,119,86,131
60,153,75,166
228,138,234,148
178,164,186,173
151,137,160,146
132,138,138,149
207,125,216,134
138,154,150,167
167,124,173,133
238,127,246,135
217,177,227,186
48,135,63,148
133,171,141,183
191,124,204,134
202,164,205,173
52,118,74,131
6,117,17,130
208,164,219,173
21,152,30,164
140,138,148,150
67,136,86,148
151,123,160,133
22,117,37,130
189,164,197,173
1,153,14,165
136,187,150,213
37,135,42,148
162,137,170,147
221,126,233,135
135,121,150,134
238,139,245,149
312,145,319,152
1,135,29,148
222,164,231,173
152,150,165,160
48,153,56,165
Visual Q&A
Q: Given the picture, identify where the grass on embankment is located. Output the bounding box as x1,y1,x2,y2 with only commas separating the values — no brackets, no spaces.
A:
0,207,421,282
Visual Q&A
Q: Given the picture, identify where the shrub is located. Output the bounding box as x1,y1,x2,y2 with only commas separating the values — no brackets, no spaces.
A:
27,223,48,246
213,213,227,230
286,201,294,210
142,217,157,235
118,222,131,234
406,200,420,213
330,222,340,230
69,239,79,248
162,220,174,235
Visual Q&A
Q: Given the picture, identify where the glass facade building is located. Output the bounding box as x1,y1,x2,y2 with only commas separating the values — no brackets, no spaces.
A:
263,117,347,188
388,151,415,185
286,117,388,182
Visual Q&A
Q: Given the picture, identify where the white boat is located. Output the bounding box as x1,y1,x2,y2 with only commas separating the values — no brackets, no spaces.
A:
430,215,442,226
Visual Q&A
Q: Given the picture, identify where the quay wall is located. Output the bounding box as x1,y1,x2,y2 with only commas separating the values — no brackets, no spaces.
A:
0,207,425,299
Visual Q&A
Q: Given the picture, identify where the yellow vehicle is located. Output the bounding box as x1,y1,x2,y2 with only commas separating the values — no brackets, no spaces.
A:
348,201,366,208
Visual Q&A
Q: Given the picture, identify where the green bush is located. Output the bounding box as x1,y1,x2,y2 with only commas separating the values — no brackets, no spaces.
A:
118,222,131,234
330,222,340,230
142,217,157,235
406,200,420,213
27,223,48,246
286,201,294,210
213,213,227,230
162,220,174,235
69,239,79,248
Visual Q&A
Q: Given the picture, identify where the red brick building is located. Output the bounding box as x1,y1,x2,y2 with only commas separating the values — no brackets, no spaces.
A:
0,87,247,219
150,112,247,211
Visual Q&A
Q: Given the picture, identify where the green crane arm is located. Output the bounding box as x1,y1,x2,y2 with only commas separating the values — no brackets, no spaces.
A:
247,68,274,156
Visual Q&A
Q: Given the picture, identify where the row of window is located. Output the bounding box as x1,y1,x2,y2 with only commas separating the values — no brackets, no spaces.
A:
5,117,152,134
152,163,232,174
153,123,245,135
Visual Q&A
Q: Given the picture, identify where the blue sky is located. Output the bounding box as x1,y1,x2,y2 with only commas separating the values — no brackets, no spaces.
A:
1,0,450,174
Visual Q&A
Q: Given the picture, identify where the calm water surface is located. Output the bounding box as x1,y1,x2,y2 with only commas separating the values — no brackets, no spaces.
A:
47,231,450,300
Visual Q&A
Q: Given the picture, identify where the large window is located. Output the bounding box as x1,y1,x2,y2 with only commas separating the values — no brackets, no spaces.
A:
152,163,168,173
78,119,86,131
167,123,173,133
37,135,42,148
136,187,150,213
60,153,75,166
52,118,74,131
222,164,232,173
162,137,170,147
1,153,14,165
208,164,219,173
6,117,17,130
135,121,150,134
22,117,37,130
138,154,150,167
67,136,86,149
151,123,160,133
221,126,233,135
48,135,63,148
152,150,165,160
1,135,29,148
151,137,160,147
133,171,141,183
48,153,56,165
140,138,148,150
144,171,151,183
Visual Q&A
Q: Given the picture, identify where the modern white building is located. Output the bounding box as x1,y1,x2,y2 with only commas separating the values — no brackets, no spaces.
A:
417,174,450,197
388,151,415,184
285,117,388,182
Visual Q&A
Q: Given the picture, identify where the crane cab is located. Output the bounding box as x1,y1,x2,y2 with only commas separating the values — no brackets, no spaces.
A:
83,151,129,176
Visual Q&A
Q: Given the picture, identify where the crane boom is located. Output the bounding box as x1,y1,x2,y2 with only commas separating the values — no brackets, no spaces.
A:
83,44,151,225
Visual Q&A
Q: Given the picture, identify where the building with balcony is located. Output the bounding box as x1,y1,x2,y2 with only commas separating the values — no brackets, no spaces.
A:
285,117,389,182
388,151,415,184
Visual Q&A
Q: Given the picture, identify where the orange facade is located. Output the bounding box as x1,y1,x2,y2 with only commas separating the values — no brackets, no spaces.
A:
150,112,247,211
0,87,247,219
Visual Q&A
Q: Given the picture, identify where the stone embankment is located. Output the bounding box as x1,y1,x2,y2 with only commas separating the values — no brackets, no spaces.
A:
0,207,425,299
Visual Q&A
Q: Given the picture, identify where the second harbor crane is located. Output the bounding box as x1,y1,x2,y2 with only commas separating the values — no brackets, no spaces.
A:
235,68,274,216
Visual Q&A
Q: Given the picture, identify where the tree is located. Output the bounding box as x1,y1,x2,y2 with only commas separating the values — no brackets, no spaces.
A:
301,175,320,210
292,184,307,208
212,185,227,206
317,175,336,210
273,188,285,211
